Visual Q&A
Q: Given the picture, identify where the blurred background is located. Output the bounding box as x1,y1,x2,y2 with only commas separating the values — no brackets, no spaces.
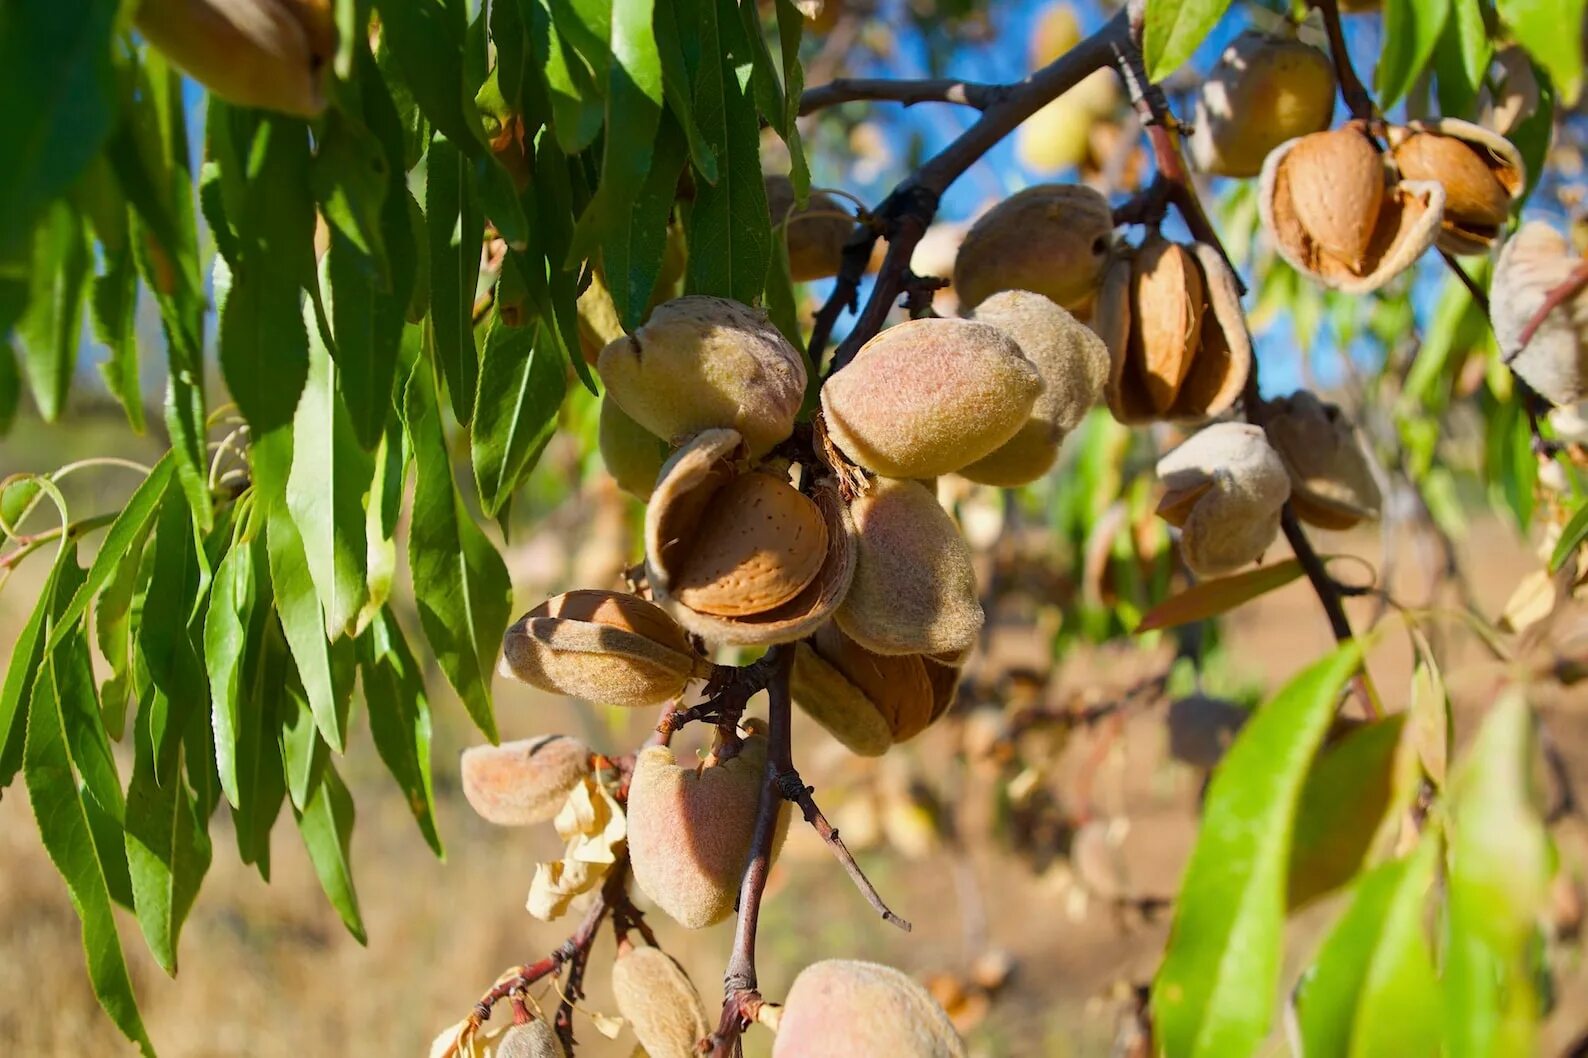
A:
4,0,1588,1055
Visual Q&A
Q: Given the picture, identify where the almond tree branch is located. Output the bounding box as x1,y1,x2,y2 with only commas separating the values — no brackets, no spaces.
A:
799,76,1008,114
1307,0,1377,122
812,9,1132,375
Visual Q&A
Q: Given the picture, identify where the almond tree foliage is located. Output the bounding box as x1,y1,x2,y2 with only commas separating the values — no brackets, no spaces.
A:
0,0,1586,1055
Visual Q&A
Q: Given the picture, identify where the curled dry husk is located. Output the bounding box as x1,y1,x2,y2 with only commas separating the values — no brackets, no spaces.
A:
1155,422,1291,578
1492,222,1588,406
766,174,856,282
771,959,967,1058
598,296,806,457
645,429,855,645
821,317,1042,479
791,622,961,756
136,0,334,118
460,734,593,825
1263,390,1382,529
500,590,709,706
1094,236,1251,424
1190,30,1336,178
836,477,983,656
1259,125,1446,294
610,946,712,1058
952,184,1116,312
1388,118,1524,256
960,290,1110,486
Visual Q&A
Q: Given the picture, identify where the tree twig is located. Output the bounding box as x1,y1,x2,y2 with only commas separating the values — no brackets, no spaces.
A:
800,76,1007,114
1307,0,1378,122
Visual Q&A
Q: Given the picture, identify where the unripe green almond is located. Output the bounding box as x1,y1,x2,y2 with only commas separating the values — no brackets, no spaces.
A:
960,290,1109,485
772,959,967,1058
1190,31,1335,178
597,296,806,457
822,318,1041,478
952,184,1115,311
136,0,334,119
460,735,593,826
767,174,855,282
836,478,983,656
500,590,707,706
1155,422,1290,578
626,728,789,928
611,947,711,1058
494,1020,561,1058
599,396,670,500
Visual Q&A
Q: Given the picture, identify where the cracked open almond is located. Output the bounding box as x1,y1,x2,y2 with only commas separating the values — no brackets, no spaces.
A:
500,590,709,706
1094,237,1250,424
791,622,960,756
646,429,855,645
1263,391,1382,529
1154,422,1291,577
1259,124,1446,294
1492,223,1588,406
1389,119,1524,256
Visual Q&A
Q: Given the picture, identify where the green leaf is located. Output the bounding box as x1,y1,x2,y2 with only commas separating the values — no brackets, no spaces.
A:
294,761,366,943
136,490,208,773
425,133,485,424
48,454,175,653
360,417,407,630
405,356,511,742
1498,0,1585,103
654,0,718,182
16,199,90,422
764,208,807,364
218,114,316,433
772,0,809,197
205,529,267,808
25,623,155,1057
277,650,329,813
1142,0,1233,82
312,105,391,271
0,342,18,435
374,0,485,152
1288,715,1411,909
287,294,375,640
94,510,154,741
471,315,567,518
256,426,356,753
53,616,125,826
359,609,444,855
528,0,607,153
1137,560,1305,633
91,239,145,433
1434,0,1492,116
0,553,71,790
1550,500,1588,571
568,0,665,262
1444,690,1550,1058
1377,0,1450,109
529,137,599,394
602,114,688,330
1152,641,1363,1058
0,0,119,261
1293,839,1440,1058
124,708,213,976
1407,626,1450,788
685,0,773,304
234,621,289,878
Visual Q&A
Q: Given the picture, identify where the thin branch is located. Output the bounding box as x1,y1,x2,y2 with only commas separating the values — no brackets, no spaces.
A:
783,774,913,931
1517,258,1588,351
799,76,1007,114
1280,506,1354,643
1308,0,1377,122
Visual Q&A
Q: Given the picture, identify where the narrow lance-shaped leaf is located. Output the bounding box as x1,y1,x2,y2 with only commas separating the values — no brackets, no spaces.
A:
136,489,209,775
472,313,567,518
0,0,119,261
287,285,375,640
205,527,266,808
278,646,329,813
654,0,718,182
1497,0,1585,104
15,200,90,422
1293,838,1441,1058
295,761,367,943
526,0,606,153
602,112,688,330
373,0,485,153
1142,0,1234,83
425,133,485,423
53,616,126,825
24,578,156,1057
1444,690,1550,1058
235,619,289,879
1152,641,1364,1058
360,609,444,855
1137,559,1306,633
405,353,511,742
1376,0,1450,109
0,550,75,793
124,702,213,976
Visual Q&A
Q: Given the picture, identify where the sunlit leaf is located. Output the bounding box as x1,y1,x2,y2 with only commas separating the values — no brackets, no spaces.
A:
1377,0,1449,109
1498,0,1585,103
1137,560,1305,633
1152,641,1362,1058
359,609,444,856
1142,0,1233,82
425,133,485,424
471,313,566,518
294,761,367,943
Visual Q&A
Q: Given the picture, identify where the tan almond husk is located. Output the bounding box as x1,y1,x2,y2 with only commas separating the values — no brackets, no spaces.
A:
1189,31,1336,178
500,590,709,706
790,623,960,756
1095,241,1251,424
1389,118,1525,256
645,429,856,645
1260,133,1446,295
1263,391,1382,530
952,184,1117,311
1492,223,1588,406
